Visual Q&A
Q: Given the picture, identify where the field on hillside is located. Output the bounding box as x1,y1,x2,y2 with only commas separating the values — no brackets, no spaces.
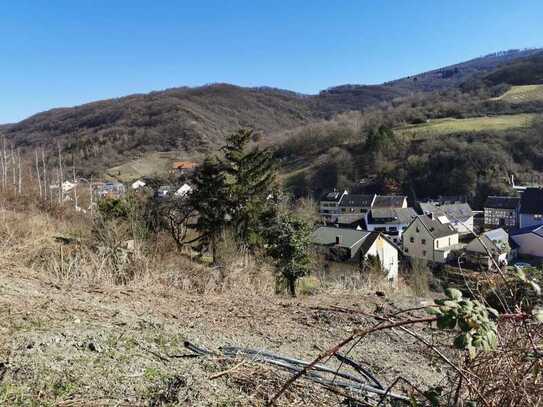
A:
106,151,204,182
494,84,543,103
396,113,536,138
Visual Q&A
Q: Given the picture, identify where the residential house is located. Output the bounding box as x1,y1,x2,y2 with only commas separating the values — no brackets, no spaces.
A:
131,180,146,190
337,194,375,225
419,202,474,234
519,188,543,228
319,190,348,224
372,195,408,209
174,183,192,198
96,181,126,199
366,207,418,244
402,215,460,263
484,196,521,229
172,161,198,176
155,185,173,199
464,229,511,270
311,227,399,280
510,225,543,259
484,228,517,261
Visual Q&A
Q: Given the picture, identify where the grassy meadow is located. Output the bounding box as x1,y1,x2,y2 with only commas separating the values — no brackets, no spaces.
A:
396,113,536,138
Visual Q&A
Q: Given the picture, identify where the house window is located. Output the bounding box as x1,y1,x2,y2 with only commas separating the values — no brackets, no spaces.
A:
421,239,426,245
416,227,420,233
404,247,409,253
409,237,414,243
422,250,427,257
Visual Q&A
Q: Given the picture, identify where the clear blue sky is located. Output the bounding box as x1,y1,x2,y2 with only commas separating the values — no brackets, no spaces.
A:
1,0,542,123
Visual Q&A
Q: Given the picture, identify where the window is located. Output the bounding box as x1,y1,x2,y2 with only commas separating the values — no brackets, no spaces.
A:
421,239,426,245
409,237,414,243
436,240,439,249
404,247,409,253
422,250,427,257
416,227,420,233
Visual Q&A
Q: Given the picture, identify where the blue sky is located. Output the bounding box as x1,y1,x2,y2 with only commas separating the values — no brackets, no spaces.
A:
1,0,542,123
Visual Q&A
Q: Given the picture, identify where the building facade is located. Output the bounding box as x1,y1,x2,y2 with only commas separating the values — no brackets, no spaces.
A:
484,196,520,229
402,216,459,263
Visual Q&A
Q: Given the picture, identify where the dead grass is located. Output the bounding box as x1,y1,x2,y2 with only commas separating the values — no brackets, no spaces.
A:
0,206,444,405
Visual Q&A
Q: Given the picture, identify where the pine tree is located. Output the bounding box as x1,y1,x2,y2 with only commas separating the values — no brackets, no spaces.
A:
220,128,276,245
189,157,230,263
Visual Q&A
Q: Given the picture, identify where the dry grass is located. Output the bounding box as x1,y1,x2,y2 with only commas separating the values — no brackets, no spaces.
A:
0,205,444,405
493,84,543,103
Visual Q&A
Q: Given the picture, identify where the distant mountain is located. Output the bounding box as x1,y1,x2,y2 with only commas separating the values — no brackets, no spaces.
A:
2,48,542,176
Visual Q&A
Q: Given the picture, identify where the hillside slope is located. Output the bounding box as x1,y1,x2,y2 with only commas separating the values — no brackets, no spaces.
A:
388,48,543,92
2,48,542,177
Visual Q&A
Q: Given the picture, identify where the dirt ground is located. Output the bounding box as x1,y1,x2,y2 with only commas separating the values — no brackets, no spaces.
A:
0,269,450,406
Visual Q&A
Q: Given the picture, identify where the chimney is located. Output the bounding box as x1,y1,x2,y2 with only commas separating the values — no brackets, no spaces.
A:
335,235,341,245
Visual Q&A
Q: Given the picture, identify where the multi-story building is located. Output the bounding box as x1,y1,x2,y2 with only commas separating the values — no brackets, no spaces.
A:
484,196,520,229
337,194,376,225
402,215,459,263
319,190,348,224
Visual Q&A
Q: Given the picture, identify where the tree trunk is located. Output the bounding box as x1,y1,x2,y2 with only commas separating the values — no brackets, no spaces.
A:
288,277,296,297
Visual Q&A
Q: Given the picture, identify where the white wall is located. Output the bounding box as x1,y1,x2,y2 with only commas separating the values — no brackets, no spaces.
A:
365,235,399,281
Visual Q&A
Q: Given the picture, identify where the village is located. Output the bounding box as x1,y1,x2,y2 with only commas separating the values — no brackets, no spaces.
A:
54,153,543,288
315,186,543,282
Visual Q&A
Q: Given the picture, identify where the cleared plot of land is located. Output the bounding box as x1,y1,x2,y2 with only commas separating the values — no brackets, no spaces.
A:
106,151,202,182
494,84,543,103
396,113,536,138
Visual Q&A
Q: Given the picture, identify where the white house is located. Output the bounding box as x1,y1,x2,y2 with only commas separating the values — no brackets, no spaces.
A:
311,227,399,281
402,215,460,263
131,180,146,190
510,225,543,258
419,202,473,235
174,183,192,197
366,207,418,244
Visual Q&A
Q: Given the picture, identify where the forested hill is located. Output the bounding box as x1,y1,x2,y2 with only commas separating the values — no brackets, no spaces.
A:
387,48,543,92
1,48,542,176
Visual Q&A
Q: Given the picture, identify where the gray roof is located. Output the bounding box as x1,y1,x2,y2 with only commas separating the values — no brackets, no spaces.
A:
465,235,503,256
419,202,473,222
339,194,375,208
312,227,371,249
413,215,458,239
485,196,520,210
311,227,395,257
321,190,346,203
483,228,509,244
369,207,417,225
373,195,407,208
